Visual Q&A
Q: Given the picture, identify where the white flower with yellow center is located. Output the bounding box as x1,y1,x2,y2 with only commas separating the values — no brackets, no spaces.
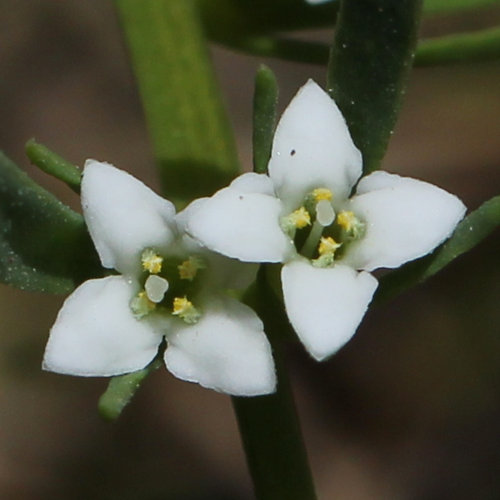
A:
43,161,276,396
186,80,466,361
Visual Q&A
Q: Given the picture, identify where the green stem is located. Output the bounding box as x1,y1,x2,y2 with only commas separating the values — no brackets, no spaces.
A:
233,269,316,500
415,26,500,67
232,340,316,500
114,0,239,205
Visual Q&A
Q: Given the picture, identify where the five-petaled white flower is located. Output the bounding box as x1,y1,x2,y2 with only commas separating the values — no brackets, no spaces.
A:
186,80,466,361
43,161,276,396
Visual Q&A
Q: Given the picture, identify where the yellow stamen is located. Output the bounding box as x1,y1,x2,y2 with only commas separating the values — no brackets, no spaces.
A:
289,206,311,229
172,296,201,324
312,188,333,202
141,249,163,274
178,256,205,281
337,210,355,232
318,236,341,256
130,291,156,318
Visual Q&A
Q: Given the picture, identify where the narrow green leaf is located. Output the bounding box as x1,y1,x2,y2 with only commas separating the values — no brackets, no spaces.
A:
0,152,100,293
221,36,329,66
25,139,81,193
115,0,239,206
214,26,500,68
375,195,500,304
423,0,500,14
327,0,423,174
98,358,162,421
415,26,500,66
253,66,279,174
200,0,339,42
201,0,496,54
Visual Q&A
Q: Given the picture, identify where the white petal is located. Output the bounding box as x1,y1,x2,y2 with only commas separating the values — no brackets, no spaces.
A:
175,197,208,234
229,172,276,196
345,172,467,271
43,276,163,376
177,174,274,236
268,80,362,209
82,160,177,275
204,251,259,291
164,296,276,396
186,184,292,263
282,260,378,361
354,169,400,194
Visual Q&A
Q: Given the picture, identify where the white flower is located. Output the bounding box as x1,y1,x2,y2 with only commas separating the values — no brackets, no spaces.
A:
43,161,276,396
186,80,466,361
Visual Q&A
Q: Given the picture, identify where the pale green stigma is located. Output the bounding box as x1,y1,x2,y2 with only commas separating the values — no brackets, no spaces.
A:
316,199,335,226
144,275,169,303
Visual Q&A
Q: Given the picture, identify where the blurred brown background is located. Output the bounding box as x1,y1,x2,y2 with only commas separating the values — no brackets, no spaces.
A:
1,2,499,499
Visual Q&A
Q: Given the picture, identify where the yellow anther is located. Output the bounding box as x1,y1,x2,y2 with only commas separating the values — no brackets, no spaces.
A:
141,249,163,274
336,210,365,239
178,256,205,281
139,291,156,308
130,291,156,319
289,206,311,229
336,211,356,231
312,188,333,202
318,236,341,256
172,296,201,324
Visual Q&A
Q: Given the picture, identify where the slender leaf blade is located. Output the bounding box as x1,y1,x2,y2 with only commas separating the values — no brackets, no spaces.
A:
0,152,100,293
415,26,500,67
423,0,500,14
200,0,339,41
327,0,423,174
98,359,162,421
25,139,82,194
115,0,239,205
253,65,279,174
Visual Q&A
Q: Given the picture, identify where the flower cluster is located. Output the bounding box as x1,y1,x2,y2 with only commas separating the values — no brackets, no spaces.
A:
44,80,465,395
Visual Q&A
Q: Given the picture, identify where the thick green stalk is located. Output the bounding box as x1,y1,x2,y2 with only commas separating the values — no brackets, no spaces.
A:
233,269,316,500
115,0,239,205
232,342,316,500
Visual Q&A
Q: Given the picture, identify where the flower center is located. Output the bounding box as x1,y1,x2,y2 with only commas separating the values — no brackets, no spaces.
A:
130,249,206,323
280,187,365,267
